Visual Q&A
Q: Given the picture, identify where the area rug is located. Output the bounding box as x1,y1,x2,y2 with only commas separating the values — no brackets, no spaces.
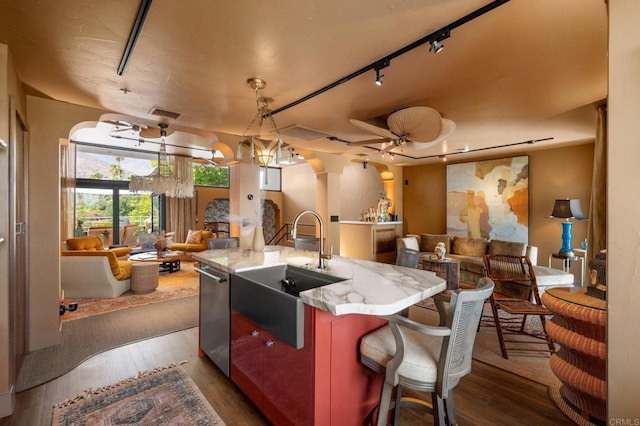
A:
408,301,561,387
16,296,198,392
52,363,225,425
61,261,199,322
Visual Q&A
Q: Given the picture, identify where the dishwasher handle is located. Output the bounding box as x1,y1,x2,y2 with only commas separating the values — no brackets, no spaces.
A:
195,267,228,283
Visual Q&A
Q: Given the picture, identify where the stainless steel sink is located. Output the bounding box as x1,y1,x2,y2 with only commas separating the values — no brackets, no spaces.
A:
231,265,344,349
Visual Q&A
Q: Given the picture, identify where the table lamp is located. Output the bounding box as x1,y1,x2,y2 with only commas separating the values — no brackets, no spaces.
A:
548,199,588,257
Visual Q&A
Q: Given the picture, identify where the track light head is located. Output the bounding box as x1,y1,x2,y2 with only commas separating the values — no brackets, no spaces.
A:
373,58,390,86
375,69,384,86
363,161,368,169
429,27,450,54
429,40,444,53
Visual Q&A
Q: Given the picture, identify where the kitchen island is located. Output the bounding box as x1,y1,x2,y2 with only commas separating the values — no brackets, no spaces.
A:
194,246,446,425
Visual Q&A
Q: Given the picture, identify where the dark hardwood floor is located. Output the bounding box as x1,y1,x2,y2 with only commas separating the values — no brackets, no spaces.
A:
0,327,572,425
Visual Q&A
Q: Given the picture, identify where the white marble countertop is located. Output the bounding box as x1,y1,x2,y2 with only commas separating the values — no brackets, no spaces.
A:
339,221,402,225
194,246,446,316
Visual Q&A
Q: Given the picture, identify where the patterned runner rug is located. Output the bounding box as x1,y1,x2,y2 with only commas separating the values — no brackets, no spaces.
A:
52,363,225,425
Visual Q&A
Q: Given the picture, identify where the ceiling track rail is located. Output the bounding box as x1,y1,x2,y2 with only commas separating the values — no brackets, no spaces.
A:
71,137,212,155
353,137,553,161
117,0,153,76
270,0,511,117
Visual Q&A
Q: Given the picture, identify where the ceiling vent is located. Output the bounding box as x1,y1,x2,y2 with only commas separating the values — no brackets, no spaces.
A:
279,124,331,141
149,106,181,120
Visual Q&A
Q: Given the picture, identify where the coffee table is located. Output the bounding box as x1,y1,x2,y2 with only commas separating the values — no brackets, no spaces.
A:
129,251,183,273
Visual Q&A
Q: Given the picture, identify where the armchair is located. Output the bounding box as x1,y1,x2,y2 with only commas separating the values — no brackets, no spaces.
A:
61,250,133,298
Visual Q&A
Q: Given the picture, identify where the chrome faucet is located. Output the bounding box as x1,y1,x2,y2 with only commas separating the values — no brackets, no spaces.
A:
291,210,331,269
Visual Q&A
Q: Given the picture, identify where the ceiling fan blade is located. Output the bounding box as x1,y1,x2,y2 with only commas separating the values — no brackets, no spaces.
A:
349,119,396,140
347,137,393,146
139,127,175,139
111,127,134,133
192,157,218,166
408,119,456,150
380,143,398,154
387,106,443,142
103,119,133,127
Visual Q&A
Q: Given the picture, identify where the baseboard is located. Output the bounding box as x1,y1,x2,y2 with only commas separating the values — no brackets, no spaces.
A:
0,385,15,418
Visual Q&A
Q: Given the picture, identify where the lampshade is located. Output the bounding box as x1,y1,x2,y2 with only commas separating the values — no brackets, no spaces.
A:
548,198,587,257
549,199,588,220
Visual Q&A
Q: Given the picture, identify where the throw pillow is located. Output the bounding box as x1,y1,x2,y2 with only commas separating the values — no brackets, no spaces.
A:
488,240,526,256
451,236,488,257
420,234,451,253
185,229,202,244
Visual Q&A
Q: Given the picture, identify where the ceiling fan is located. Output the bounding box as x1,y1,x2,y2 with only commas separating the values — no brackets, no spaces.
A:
104,119,148,134
348,106,455,153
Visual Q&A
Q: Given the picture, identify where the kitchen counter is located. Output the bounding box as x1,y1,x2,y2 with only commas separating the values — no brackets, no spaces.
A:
194,245,446,316
338,220,403,225
195,245,447,425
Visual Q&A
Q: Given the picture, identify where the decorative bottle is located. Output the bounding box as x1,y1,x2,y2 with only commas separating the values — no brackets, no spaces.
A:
252,226,265,251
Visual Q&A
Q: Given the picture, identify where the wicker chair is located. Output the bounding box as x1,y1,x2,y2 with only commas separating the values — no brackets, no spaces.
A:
482,254,556,359
360,279,494,425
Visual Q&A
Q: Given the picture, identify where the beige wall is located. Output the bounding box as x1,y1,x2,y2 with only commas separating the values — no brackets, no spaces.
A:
608,1,640,418
402,143,594,271
26,96,106,351
1,44,28,415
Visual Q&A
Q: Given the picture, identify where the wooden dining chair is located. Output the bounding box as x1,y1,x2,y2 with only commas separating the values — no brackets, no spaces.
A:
482,254,556,359
360,279,494,425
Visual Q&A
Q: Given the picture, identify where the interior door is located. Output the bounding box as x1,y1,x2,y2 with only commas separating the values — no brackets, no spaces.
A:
7,99,28,384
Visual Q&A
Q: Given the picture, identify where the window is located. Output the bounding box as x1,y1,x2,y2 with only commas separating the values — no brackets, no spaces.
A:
73,143,165,241
75,144,156,181
194,163,230,187
260,167,281,191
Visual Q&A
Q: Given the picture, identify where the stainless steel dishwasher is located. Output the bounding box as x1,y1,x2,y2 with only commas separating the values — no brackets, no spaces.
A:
195,264,230,377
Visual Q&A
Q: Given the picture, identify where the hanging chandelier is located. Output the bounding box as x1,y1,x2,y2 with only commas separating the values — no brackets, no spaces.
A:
129,123,194,198
235,78,289,183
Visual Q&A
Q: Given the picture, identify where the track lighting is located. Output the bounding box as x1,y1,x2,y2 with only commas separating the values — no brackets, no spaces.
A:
373,58,390,86
375,69,384,86
429,40,444,53
429,27,450,54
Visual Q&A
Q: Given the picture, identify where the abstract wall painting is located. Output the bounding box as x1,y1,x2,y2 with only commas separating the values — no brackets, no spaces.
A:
446,155,529,244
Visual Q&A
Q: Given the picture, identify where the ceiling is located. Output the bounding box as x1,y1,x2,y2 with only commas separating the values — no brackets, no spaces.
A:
0,0,608,166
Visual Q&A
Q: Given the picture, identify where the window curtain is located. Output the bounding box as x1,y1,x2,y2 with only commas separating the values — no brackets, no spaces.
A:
166,155,196,243
60,139,76,240
587,104,607,260
167,196,195,244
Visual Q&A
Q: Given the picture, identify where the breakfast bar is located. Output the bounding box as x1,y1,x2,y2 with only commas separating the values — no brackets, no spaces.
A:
194,246,446,425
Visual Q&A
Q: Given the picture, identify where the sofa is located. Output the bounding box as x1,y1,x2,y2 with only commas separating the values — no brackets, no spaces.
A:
398,234,539,295
168,229,216,253
64,236,132,259
61,250,134,298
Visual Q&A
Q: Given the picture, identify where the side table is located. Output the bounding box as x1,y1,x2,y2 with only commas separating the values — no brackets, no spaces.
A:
541,287,606,424
549,253,584,286
421,258,460,290
131,262,159,294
